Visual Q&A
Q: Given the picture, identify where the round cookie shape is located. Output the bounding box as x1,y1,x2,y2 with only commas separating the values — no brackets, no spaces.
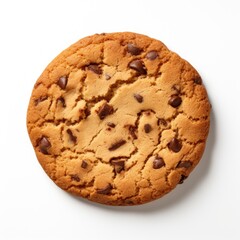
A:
27,32,211,205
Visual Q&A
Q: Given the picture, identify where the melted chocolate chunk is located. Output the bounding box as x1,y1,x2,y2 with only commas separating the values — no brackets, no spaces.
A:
133,93,143,103
144,124,152,133
168,138,182,152
88,64,102,74
129,125,137,139
177,161,192,169
81,160,88,169
57,97,66,107
158,118,167,126
145,111,151,116
35,96,47,106
125,200,134,205
66,129,77,143
194,76,202,84
111,160,125,173
179,175,188,184
127,43,142,55
38,137,51,155
153,156,165,169
108,140,126,151
129,60,147,74
168,95,182,108
146,50,159,60
70,174,80,182
57,76,68,89
84,107,91,118
172,84,181,93
107,122,116,128
96,184,112,195
97,103,114,120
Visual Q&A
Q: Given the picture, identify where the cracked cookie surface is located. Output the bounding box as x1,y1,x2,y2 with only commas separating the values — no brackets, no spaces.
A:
27,32,210,205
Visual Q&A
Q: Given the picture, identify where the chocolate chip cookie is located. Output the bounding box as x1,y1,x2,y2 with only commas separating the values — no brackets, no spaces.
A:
27,32,211,205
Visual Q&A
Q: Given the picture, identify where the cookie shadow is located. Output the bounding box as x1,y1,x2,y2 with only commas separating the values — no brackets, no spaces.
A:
69,109,216,214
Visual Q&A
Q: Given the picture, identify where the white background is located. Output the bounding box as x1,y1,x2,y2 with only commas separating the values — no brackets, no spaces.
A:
0,0,239,239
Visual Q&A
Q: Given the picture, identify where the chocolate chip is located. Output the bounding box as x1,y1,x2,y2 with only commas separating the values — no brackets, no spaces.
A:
158,118,167,126
194,76,202,84
144,124,152,133
108,140,126,151
168,138,182,152
84,107,91,118
107,122,116,128
128,125,137,139
39,136,51,155
66,129,77,143
97,103,114,120
111,160,125,173
81,160,88,169
133,93,143,103
88,64,102,74
168,96,182,108
70,174,80,182
57,97,66,107
57,76,68,89
146,50,158,60
96,184,112,195
177,161,192,169
129,60,147,74
172,84,181,93
79,108,89,120
145,111,152,116
35,96,47,106
125,200,134,205
105,73,111,80
179,175,188,184
127,43,142,55
153,156,165,169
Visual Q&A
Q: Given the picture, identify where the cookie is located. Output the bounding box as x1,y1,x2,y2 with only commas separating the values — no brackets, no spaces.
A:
27,32,211,205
